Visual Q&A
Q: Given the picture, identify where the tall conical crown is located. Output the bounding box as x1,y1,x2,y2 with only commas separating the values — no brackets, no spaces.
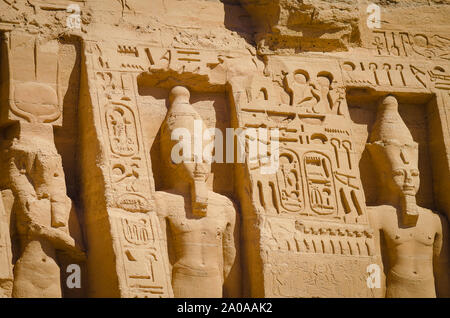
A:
368,95,418,169
160,86,202,163
369,95,415,146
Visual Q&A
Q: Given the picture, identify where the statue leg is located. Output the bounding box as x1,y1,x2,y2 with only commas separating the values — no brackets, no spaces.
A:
12,238,61,298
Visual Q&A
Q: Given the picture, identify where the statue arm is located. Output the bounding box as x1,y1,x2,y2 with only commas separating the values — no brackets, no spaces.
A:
28,222,86,261
8,155,37,213
434,214,450,298
9,151,80,253
222,202,236,281
35,152,71,228
9,150,71,229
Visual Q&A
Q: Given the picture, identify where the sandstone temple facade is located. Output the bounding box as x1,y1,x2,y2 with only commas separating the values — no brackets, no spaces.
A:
0,0,449,298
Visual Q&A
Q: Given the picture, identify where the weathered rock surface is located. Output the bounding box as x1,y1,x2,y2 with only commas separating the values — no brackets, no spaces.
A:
0,0,448,298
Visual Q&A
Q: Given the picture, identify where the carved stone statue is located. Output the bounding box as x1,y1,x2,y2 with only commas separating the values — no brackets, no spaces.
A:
6,122,85,297
154,86,236,298
367,95,449,298
0,191,13,298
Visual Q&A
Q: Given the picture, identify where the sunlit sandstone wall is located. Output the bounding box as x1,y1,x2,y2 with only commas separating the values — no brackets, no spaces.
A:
0,0,449,298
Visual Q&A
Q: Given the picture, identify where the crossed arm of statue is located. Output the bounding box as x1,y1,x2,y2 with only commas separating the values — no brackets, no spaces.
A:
27,222,86,261
8,146,85,261
222,203,236,281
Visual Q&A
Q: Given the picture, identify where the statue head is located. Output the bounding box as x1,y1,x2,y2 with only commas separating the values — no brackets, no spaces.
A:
369,141,420,198
367,95,420,218
160,86,212,216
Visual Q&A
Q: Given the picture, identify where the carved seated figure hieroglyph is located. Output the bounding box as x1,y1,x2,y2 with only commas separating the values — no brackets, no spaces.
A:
154,86,236,298
6,122,85,297
367,95,449,298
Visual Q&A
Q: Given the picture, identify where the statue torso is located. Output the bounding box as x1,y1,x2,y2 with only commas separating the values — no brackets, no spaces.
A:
368,205,441,297
155,190,233,271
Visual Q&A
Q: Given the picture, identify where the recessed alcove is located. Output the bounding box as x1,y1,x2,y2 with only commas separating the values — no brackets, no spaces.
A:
347,90,441,211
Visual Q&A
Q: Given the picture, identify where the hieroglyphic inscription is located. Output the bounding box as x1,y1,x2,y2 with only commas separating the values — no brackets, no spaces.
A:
340,60,429,89
83,40,172,297
371,30,450,61
304,152,337,216
113,214,169,297
232,62,369,225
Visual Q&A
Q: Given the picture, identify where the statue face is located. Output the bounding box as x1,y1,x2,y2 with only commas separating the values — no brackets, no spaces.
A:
162,117,212,188
390,162,420,197
182,160,211,185
382,144,420,197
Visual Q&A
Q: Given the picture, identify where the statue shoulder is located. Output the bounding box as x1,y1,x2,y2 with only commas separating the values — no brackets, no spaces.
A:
367,205,396,227
154,190,183,200
421,208,449,232
208,191,237,216
367,205,396,215
154,191,166,203
208,191,232,205
153,191,180,216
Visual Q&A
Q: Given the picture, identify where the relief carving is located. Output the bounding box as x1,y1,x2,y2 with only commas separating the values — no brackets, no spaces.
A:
231,57,379,298
0,0,449,300
276,151,304,213
114,214,168,297
4,33,62,126
303,151,337,216
341,60,429,90
371,30,450,61
106,103,139,157
82,40,172,297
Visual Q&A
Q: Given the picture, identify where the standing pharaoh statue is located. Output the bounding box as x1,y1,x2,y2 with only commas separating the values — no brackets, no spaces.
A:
6,122,85,297
154,86,236,298
367,95,449,298
0,33,85,297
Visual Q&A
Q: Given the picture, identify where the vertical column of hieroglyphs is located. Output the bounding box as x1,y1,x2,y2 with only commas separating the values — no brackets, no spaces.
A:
230,56,378,297
81,40,172,297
